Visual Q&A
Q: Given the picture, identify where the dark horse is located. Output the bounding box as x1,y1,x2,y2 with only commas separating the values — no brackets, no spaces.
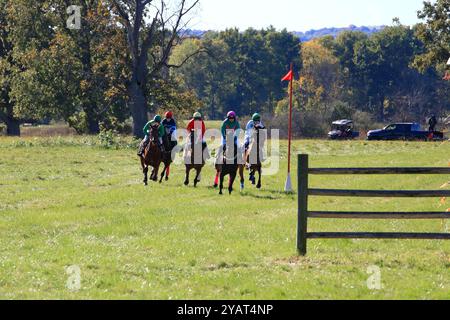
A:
184,130,206,187
246,125,266,189
140,125,171,185
215,143,243,195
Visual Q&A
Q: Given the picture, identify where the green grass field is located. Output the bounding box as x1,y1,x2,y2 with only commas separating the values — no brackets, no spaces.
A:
0,136,449,299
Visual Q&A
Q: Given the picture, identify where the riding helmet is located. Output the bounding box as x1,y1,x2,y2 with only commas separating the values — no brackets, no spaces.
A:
227,111,236,119
193,112,202,119
165,111,173,119
154,115,162,123
252,113,261,121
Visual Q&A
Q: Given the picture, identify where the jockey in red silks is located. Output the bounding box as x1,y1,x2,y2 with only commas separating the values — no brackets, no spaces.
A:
186,112,207,149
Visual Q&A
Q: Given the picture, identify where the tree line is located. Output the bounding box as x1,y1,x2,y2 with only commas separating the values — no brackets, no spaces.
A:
1,0,449,137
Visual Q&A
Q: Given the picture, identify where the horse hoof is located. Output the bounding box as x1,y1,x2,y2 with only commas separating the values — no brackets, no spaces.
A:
165,176,169,181
229,188,233,194
213,184,218,188
219,191,223,195
256,184,261,189
184,180,189,186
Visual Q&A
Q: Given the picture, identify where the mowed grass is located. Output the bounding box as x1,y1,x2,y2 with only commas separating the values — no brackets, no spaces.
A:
0,136,449,299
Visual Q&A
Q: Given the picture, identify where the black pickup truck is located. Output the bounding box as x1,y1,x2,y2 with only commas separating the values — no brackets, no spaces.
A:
367,123,444,141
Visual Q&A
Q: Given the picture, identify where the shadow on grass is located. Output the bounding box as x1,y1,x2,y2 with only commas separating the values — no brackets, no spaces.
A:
239,188,296,200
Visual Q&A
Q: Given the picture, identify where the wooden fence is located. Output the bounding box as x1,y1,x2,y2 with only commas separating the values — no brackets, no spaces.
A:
297,154,450,255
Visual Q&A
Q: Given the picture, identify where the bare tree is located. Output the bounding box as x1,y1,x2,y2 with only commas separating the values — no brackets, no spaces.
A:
109,0,200,137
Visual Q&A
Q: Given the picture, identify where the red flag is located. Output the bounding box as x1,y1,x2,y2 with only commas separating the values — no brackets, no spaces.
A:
281,70,293,82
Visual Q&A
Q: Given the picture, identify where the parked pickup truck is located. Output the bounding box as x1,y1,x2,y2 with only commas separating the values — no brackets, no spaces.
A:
367,123,444,141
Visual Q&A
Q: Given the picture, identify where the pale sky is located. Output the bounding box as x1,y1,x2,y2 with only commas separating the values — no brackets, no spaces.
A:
190,0,427,31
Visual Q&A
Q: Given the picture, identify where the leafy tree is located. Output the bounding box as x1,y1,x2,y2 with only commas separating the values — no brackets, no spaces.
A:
109,0,201,137
173,28,301,119
170,36,235,119
0,0,52,135
297,39,340,112
12,0,130,134
413,0,450,74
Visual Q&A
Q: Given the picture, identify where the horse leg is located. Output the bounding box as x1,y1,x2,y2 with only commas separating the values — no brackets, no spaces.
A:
256,166,262,189
239,164,244,191
184,166,190,186
219,170,225,195
214,169,220,188
159,164,167,183
152,163,160,182
143,166,149,186
194,167,201,188
165,165,170,181
150,168,155,181
229,169,237,195
140,156,146,171
250,168,256,185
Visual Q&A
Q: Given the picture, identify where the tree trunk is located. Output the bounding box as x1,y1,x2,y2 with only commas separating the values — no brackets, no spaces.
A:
84,103,100,134
129,82,148,138
6,117,20,136
79,18,100,135
378,96,385,122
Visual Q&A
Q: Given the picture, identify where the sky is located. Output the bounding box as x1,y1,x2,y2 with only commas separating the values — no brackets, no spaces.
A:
190,0,428,31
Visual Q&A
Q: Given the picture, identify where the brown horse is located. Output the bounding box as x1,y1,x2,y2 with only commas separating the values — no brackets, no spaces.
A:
158,147,172,183
215,143,244,195
214,153,245,191
184,130,206,187
246,126,266,189
140,125,171,185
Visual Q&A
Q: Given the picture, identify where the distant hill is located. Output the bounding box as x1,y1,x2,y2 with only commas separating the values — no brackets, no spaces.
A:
182,25,386,41
293,25,386,42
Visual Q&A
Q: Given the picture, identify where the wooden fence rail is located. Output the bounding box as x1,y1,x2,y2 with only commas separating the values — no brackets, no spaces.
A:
297,154,450,256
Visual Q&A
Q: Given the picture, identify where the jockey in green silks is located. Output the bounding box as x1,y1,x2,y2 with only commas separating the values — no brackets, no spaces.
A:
138,115,165,156
221,111,241,150
143,115,165,140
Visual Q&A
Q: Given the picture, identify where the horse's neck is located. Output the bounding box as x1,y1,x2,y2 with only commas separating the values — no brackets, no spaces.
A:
188,142,203,162
224,146,237,164
249,138,263,163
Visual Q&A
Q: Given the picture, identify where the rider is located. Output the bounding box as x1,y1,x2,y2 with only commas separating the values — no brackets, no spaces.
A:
213,111,241,187
186,112,207,150
138,115,165,156
244,112,265,151
221,111,241,151
162,111,177,151
428,114,437,132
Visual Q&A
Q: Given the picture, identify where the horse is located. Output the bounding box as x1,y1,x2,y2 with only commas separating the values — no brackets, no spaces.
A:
215,143,244,195
184,130,206,187
158,132,174,183
158,144,172,184
139,125,161,185
246,125,266,189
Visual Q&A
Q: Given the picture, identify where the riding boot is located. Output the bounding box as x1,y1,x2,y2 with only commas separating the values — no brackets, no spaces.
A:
138,137,149,156
157,140,164,153
163,134,170,153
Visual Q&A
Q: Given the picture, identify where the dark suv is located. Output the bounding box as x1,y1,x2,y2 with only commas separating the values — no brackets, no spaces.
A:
367,123,444,141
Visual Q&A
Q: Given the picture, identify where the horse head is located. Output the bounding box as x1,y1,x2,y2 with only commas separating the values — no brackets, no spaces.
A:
223,143,239,164
185,129,204,165
149,125,160,142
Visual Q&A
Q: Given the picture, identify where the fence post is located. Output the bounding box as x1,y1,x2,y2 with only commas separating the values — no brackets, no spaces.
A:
297,154,309,256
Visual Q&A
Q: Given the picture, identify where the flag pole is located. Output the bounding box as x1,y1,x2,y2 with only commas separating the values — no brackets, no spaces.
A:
285,62,294,192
